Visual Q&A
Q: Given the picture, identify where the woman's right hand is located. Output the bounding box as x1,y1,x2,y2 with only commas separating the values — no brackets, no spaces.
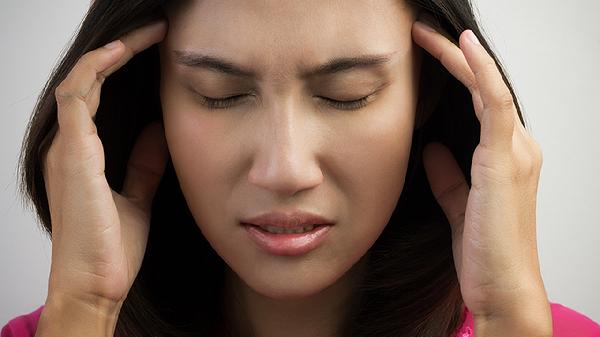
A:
42,19,168,313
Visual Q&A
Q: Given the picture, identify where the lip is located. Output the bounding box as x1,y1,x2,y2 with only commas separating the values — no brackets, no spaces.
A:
239,210,335,229
239,210,335,256
243,223,332,256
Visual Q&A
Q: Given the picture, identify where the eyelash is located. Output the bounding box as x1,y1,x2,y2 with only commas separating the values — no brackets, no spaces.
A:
197,94,373,111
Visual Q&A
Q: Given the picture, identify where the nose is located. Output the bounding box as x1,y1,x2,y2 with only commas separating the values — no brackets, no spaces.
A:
247,99,324,197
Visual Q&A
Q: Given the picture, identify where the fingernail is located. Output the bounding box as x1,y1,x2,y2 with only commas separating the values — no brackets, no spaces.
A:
466,30,480,46
103,40,120,50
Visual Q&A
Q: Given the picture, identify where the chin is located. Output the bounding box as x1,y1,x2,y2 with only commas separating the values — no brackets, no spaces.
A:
228,259,348,300
246,274,336,300
233,252,368,302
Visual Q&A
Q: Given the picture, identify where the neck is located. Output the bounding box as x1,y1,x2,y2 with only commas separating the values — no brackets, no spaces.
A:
221,253,369,337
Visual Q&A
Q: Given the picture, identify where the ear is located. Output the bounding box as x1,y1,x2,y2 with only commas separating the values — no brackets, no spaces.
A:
414,52,449,130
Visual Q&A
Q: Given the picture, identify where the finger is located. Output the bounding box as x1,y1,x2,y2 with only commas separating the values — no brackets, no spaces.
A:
121,122,169,212
55,43,124,139
103,19,168,78
54,19,167,139
459,30,516,152
422,142,469,236
412,20,483,116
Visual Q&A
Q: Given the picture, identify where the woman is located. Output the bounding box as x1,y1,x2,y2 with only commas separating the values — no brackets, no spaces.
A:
3,0,600,336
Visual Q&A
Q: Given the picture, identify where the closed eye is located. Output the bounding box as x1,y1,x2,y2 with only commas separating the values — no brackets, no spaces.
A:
196,94,375,111
315,95,372,110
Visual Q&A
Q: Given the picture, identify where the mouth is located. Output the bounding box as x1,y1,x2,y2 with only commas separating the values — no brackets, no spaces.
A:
241,222,333,256
241,223,328,235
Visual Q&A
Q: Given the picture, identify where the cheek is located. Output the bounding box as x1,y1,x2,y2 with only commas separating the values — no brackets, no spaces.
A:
331,92,415,255
160,82,240,228
342,93,414,198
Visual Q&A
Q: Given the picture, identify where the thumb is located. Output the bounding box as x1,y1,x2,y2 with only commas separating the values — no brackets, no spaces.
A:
422,142,469,233
121,121,169,212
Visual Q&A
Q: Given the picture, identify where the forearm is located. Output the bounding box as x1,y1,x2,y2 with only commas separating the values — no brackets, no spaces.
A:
35,293,122,337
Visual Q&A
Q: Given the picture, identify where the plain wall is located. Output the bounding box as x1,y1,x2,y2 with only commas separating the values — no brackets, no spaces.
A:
1,0,598,325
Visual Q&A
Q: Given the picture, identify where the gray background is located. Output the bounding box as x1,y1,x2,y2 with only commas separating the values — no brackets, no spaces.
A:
1,0,599,325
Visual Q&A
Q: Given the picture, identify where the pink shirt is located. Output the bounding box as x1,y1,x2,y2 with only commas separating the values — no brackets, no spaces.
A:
2,302,599,336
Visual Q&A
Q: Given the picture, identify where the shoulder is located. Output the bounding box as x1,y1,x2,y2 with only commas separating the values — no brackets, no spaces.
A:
3,302,600,337
550,302,600,336
453,302,600,337
1,305,44,337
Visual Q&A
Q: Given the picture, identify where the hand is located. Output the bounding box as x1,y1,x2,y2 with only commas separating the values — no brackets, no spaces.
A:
42,19,169,312
412,16,552,335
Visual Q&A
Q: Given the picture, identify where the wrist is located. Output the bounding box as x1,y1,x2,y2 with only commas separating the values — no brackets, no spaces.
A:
473,296,552,337
474,317,552,337
37,292,123,337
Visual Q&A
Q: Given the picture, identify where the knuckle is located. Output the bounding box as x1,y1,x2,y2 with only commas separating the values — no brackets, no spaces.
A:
87,120,99,136
465,76,478,93
530,140,544,167
505,162,526,184
54,83,69,100
54,53,101,104
495,90,516,111
483,59,499,74
54,82,86,105
474,59,496,78
78,50,96,68
521,159,536,177
514,151,539,178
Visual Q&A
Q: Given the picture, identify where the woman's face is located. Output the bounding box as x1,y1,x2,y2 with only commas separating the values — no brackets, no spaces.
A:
159,0,420,299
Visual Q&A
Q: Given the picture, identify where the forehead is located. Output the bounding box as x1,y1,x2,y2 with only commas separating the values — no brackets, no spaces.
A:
164,0,416,76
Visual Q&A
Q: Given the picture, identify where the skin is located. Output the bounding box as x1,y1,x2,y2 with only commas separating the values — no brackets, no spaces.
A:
36,1,551,337
159,1,419,336
413,19,551,335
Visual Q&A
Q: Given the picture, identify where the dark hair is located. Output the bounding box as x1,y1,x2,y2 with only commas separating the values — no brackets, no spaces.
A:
18,0,526,336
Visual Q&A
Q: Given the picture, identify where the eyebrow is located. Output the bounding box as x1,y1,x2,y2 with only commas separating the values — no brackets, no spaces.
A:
173,50,396,79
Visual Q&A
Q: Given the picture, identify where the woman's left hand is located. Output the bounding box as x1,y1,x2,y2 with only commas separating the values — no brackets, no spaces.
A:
412,16,552,336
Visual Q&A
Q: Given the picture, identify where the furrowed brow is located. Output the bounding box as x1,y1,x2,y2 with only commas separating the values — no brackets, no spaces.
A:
174,50,256,77
173,50,397,79
301,53,396,78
